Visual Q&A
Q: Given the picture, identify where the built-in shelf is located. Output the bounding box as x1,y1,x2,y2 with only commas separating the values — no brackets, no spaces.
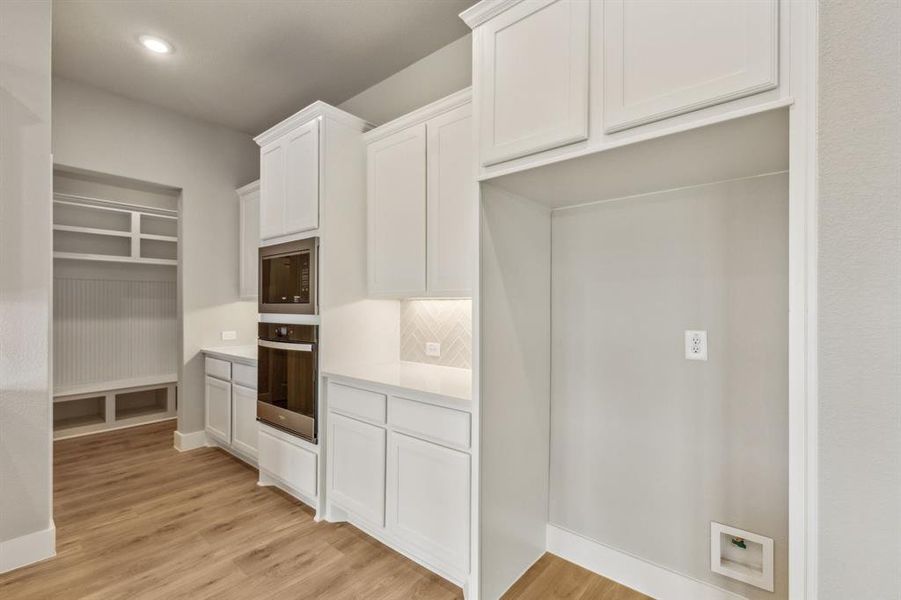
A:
140,233,178,242
53,224,132,238
55,374,177,398
53,252,177,266
53,379,177,440
52,193,178,267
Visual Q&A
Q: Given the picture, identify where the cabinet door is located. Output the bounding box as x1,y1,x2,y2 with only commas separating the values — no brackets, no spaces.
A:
427,104,475,296
231,383,258,458
328,413,387,526
477,0,589,166
205,376,231,444
259,143,285,241
367,124,427,296
238,186,260,299
258,428,317,498
283,119,320,235
387,433,471,576
603,0,778,133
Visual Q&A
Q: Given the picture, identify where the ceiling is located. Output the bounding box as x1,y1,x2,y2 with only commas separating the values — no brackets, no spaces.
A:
53,0,475,134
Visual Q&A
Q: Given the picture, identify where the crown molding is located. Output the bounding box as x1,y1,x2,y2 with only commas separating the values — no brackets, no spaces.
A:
254,101,373,147
236,179,260,196
363,87,472,145
460,0,524,28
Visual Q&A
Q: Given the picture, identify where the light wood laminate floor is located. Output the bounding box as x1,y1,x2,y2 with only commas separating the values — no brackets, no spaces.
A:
0,421,647,600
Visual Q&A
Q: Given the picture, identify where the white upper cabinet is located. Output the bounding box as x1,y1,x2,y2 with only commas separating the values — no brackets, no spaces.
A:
365,90,474,298
259,143,285,241
461,0,789,177
476,0,589,166
367,123,428,296
602,0,778,133
237,181,259,299
258,118,320,241
283,120,320,234
427,103,476,297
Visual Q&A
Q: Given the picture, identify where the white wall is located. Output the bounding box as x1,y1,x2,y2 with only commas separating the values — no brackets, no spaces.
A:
338,34,471,126
549,173,789,599
817,1,901,598
51,78,260,434
0,0,55,571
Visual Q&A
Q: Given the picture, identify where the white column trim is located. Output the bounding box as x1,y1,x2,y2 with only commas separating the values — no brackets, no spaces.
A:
0,520,56,574
173,429,207,452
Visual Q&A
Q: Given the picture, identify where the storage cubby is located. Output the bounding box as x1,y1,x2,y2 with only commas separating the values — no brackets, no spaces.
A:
54,202,131,232
115,387,169,420
140,238,177,261
54,229,131,257
54,396,106,432
140,214,177,238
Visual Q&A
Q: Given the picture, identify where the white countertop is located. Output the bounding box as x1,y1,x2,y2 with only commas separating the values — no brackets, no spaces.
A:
201,345,258,366
323,361,473,407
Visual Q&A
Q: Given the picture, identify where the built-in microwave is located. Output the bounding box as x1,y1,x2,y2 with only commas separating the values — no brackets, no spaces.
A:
258,238,318,315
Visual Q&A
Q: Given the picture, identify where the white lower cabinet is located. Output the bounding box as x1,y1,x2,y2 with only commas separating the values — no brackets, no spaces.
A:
203,352,258,465
258,426,318,499
387,432,471,578
325,377,472,586
328,412,387,527
231,383,258,459
204,375,231,445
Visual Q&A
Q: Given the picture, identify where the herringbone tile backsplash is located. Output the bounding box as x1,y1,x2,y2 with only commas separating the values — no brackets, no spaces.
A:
400,299,472,369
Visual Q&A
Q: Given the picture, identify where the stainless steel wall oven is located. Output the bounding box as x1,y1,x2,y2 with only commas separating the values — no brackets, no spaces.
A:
257,323,318,442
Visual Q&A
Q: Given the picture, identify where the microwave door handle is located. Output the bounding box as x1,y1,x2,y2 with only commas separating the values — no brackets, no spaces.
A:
258,340,314,352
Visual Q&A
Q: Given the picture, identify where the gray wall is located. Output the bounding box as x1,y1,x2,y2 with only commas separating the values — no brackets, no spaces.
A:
817,1,901,598
549,173,789,599
338,34,471,126
51,78,260,434
0,0,53,553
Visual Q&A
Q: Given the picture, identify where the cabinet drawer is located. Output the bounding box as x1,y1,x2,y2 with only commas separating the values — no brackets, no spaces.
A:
204,357,231,381
388,397,471,450
328,381,386,423
233,363,257,389
258,429,317,498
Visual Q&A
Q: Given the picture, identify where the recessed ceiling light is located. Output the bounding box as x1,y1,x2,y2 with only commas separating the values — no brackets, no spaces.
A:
139,35,173,55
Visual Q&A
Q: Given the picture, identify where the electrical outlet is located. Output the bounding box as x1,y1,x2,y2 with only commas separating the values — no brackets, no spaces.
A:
221,330,237,341
685,330,708,361
425,342,441,357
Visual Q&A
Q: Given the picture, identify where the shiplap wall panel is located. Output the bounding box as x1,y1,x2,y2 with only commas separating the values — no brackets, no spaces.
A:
53,278,177,388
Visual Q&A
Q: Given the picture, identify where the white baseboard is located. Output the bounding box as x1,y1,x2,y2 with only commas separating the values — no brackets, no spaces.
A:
546,524,747,600
0,520,56,574
173,429,207,452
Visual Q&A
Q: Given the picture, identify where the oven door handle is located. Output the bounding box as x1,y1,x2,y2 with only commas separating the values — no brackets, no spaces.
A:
258,340,314,352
